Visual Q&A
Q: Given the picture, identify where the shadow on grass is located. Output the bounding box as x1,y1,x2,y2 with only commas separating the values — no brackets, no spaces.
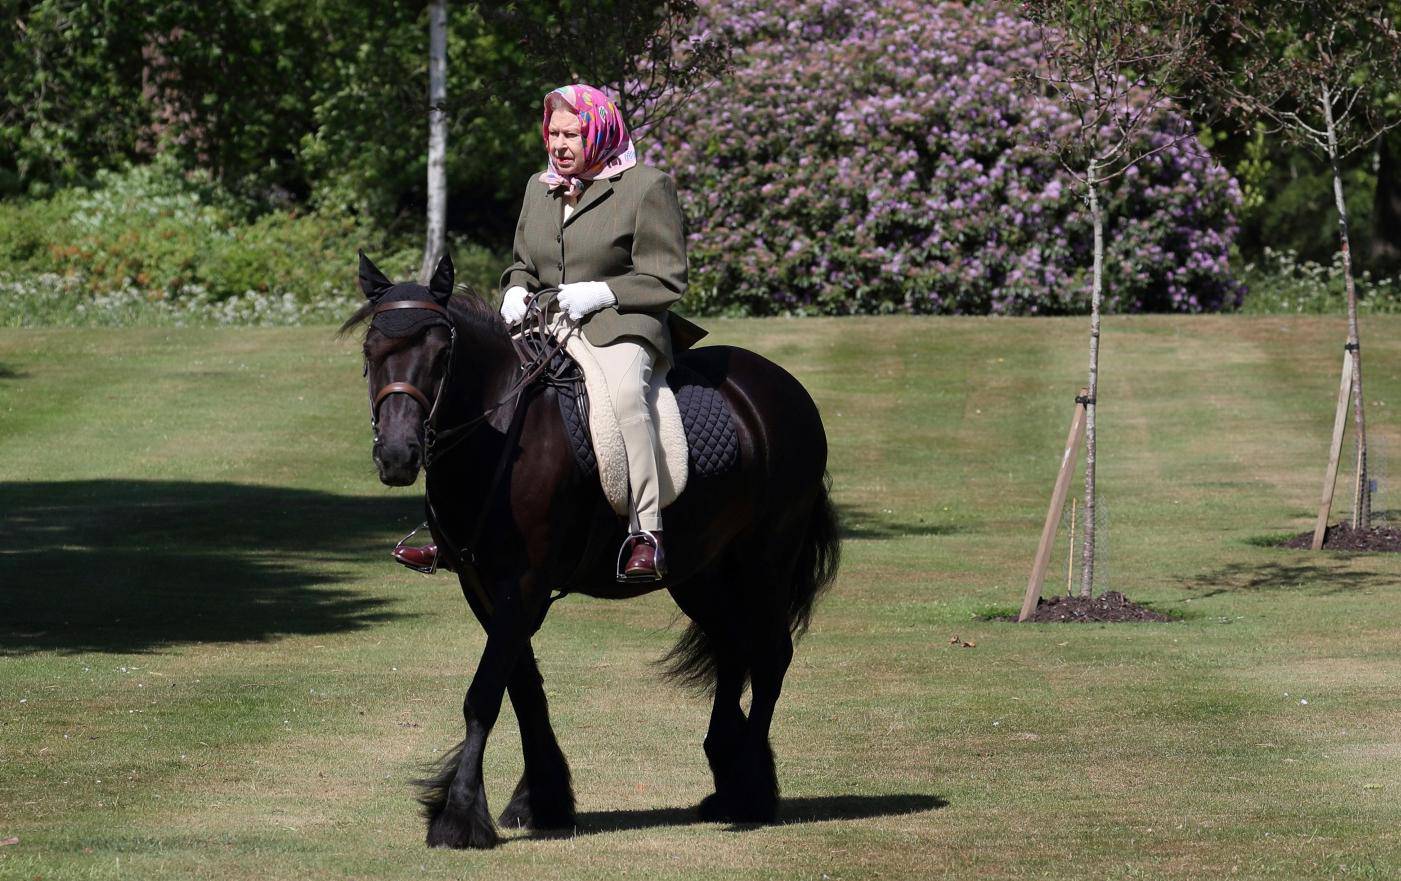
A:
0,362,27,380
1181,560,1388,599
837,505,961,540
533,793,947,839
0,480,424,655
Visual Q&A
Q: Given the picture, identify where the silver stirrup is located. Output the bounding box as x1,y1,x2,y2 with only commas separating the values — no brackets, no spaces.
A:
394,521,438,575
615,529,662,584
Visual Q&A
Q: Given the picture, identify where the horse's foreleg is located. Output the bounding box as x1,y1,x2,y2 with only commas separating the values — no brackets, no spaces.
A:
497,645,576,831
425,582,536,849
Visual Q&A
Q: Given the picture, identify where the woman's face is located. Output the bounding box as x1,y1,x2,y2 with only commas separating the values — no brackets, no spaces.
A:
547,107,583,175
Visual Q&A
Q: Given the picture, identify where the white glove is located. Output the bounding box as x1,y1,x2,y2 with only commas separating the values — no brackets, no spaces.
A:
557,281,617,321
499,285,529,325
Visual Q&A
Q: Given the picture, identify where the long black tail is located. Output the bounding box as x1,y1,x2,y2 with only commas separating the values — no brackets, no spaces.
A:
787,473,841,638
659,475,841,692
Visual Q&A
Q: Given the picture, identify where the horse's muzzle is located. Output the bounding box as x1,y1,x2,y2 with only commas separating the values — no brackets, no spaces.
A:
374,440,422,487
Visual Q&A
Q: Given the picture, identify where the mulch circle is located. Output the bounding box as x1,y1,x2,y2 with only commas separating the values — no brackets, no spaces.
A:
1281,523,1401,552
1008,591,1171,623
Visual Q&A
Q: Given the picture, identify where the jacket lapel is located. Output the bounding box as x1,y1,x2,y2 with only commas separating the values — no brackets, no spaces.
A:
563,177,614,228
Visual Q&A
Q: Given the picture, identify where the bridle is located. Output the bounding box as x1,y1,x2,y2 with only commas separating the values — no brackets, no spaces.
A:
367,300,456,446
366,291,588,608
365,292,569,467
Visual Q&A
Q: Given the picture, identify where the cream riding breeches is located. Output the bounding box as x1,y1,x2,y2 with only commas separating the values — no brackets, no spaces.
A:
546,314,665,533
588,337,664,533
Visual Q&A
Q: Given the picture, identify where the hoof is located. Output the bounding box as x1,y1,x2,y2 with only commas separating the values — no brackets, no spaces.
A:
497,779,577,832
497,802,576,833
697,791,730,822
697,791,779,824
426,808,500,849
497,798,532,830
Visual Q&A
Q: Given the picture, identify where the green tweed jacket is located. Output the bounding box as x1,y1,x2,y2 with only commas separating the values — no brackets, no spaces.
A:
500,163,706,360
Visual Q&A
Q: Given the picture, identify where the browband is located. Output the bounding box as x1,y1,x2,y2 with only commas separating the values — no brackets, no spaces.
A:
372,299,451,319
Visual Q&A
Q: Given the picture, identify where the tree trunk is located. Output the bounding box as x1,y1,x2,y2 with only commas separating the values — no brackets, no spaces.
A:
1079,161,1103,599
419,0,448,284
1322,84,1370,529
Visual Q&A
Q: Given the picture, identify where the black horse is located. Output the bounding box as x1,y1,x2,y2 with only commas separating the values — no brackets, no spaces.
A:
344,252,839,849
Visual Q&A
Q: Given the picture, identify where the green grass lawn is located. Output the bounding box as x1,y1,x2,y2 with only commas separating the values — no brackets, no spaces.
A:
2,315,1399,880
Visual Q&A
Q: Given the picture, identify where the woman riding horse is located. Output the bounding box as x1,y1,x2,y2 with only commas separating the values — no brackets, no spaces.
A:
394,83,701,580
353,84,838,848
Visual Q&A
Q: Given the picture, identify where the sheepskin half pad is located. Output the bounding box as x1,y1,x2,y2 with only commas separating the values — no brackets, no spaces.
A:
555,339,739,516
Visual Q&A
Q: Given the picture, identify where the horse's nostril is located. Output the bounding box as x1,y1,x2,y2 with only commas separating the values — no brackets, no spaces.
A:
374,439,422,480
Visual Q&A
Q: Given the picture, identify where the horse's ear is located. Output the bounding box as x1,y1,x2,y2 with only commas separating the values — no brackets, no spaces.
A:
358,250,394,300
428,251,454,304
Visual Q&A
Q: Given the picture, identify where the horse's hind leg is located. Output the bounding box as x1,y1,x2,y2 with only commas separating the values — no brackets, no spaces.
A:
731,617,792,823
696,646,750,821
707,537,803,823
667,575,754,821
692,606,791,824
497,645,576,831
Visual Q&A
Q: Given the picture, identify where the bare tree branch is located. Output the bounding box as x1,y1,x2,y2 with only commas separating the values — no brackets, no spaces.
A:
483,0,730,138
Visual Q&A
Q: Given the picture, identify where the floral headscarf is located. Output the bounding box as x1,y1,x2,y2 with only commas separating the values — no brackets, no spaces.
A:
538,84,637,197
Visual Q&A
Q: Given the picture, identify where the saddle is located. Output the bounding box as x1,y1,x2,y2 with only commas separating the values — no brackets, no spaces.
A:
546,339,740,515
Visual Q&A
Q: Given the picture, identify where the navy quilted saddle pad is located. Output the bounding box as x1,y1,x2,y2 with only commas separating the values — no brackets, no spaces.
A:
554,356,739,480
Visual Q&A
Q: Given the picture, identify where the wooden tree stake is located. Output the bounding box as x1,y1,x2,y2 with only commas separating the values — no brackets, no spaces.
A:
1067,498,1077,595
1311,349,1355,550
1019,389,1089,622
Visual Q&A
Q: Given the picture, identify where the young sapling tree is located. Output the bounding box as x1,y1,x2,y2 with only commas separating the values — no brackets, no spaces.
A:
1203,0,1401,530
1020,0,1211,596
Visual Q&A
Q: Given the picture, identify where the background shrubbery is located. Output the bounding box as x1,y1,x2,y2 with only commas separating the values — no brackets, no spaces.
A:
1237,248,1401,315
2,0,1398,323
0,160,504,326
642,0,1243,316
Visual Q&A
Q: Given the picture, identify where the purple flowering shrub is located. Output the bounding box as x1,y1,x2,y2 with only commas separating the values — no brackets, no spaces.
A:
640,0,1243,315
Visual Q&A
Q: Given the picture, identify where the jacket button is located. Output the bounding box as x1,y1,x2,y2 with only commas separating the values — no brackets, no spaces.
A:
557,262,563,271
556,233,562,243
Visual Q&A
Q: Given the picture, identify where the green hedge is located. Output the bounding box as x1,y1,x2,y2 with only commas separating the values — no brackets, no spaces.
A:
0,162,507,326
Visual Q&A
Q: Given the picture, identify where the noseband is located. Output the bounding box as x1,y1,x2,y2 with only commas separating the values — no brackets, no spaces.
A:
367,299,456,442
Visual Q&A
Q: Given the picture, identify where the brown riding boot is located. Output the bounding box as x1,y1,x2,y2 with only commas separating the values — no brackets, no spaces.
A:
392,543,452,573
622,531,666,580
